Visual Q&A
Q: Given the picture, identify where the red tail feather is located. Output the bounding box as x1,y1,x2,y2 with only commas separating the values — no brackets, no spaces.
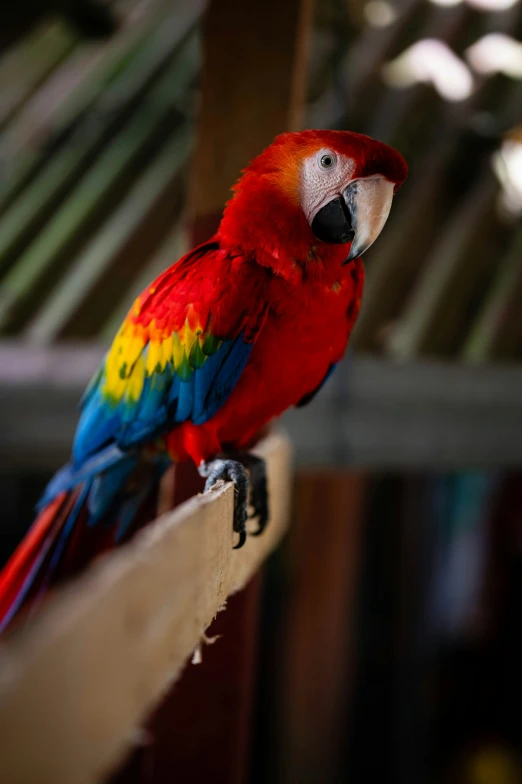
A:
0,493,68,628
0,470,161,632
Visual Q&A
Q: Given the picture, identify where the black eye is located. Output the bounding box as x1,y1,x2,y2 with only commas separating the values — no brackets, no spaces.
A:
320,154,334,169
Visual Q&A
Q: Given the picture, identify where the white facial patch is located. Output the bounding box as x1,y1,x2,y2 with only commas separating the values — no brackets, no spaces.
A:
300,148,356,224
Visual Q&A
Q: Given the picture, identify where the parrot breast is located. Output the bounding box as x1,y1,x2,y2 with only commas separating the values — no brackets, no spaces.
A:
179,255,365,454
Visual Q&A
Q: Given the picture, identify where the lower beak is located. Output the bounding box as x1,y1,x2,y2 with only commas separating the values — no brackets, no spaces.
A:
310,196,355,246
311,178,394,263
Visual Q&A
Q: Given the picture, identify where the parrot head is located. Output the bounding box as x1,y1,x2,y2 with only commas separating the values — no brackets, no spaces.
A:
219,129,407,275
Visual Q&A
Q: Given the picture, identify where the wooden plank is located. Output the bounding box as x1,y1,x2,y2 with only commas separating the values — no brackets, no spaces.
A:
112,574,263,784
0,430,292,784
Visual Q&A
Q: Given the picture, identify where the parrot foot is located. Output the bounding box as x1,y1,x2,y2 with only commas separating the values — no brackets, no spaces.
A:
198,459,249,549
238,453,269,537
198,454,270,548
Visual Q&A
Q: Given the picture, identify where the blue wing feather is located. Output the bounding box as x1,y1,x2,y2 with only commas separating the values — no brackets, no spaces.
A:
72,239,265,471
74,331,254,466
40,443,130,509
194,336,253,424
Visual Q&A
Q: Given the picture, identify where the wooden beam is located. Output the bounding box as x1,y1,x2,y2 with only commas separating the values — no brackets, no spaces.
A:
283,354,522,469
188,0,315,228
0,430,292,784
1,346,522,469
112,574,263,784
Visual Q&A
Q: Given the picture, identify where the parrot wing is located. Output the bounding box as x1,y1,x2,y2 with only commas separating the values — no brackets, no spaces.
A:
72,239,268,465
0,241,267,629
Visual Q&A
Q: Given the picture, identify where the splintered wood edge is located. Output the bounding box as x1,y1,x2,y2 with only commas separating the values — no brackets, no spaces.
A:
0,429,293,784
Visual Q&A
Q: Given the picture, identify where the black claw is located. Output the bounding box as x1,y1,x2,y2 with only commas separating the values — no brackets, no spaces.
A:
199,458,249,546
199,452,270,546
251,509,269,536
233,452,270,537
233,530,247,549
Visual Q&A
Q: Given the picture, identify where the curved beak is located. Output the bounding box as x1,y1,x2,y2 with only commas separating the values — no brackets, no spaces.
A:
311,177,394,263
343,178,394,263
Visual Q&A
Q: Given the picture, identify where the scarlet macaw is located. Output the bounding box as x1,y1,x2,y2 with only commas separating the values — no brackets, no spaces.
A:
0,130,407,630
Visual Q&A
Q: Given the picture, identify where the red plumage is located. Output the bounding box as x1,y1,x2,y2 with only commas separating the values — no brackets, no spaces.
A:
0,130,406,631
166,242,365,463
168,129,406,461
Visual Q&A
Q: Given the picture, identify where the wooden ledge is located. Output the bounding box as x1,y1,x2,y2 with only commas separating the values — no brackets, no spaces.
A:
0,429,292,784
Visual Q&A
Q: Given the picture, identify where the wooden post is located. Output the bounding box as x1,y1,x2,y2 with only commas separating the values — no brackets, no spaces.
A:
113,0,314,781
278,471,367,783
189,0,315,243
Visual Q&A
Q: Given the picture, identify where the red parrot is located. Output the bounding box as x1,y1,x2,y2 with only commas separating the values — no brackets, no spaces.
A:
0,129,406,631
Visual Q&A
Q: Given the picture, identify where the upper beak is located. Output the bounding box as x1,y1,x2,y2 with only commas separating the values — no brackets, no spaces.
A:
343,178,394,263
310,177,394,263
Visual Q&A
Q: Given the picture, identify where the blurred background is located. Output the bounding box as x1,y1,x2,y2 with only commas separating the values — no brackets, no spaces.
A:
0,0,522,782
